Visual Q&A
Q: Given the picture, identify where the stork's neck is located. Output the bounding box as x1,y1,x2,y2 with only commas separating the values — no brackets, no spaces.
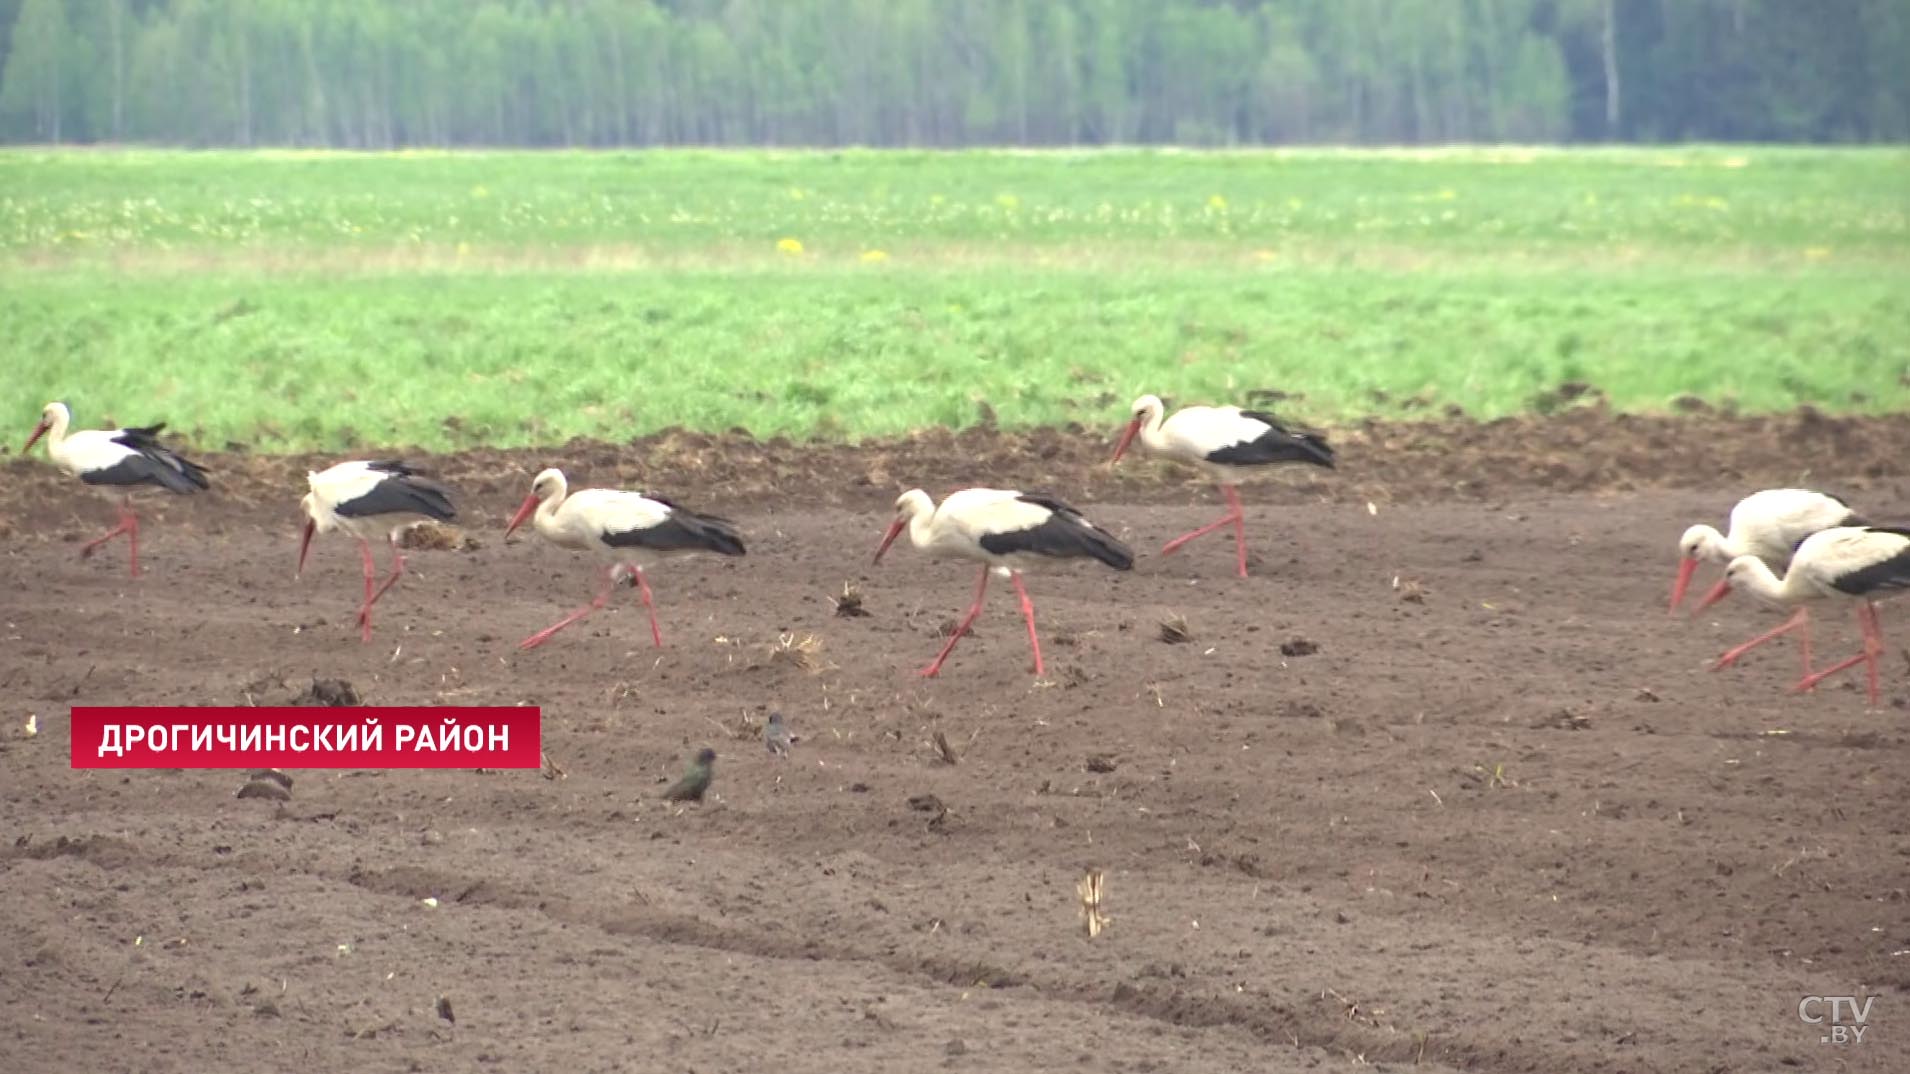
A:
535,485,569,535
907,507,939,550
1694,526,1733,563
1734,559,1797,606
43,408,70,450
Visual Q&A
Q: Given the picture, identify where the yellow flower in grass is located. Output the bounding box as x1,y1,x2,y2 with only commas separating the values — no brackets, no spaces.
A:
1207,194,1228,211
1804,247,1832,261
1675,194,1729,212
860,249,889,262
777,237,804,256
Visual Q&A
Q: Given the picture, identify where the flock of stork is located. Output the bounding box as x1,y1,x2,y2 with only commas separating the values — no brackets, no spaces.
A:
20,398,1910,704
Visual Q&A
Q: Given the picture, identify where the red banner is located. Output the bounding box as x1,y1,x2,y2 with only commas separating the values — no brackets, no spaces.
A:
70,707,542,769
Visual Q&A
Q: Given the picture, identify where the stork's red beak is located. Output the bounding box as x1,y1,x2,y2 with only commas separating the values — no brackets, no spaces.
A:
1110,416,1142,466
22,419,50,453
505,493,539,537
297,519,316,578
873,518,905,564
1668,556,1700,614
1693,577,1734,614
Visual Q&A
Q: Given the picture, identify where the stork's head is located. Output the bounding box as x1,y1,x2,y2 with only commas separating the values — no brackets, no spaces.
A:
1668,524,1725,613
506,468,568,537
1678,524,1724,563
874,488,934,564
1693,554,1763,613
1111,394,1164,466
23,401,67,453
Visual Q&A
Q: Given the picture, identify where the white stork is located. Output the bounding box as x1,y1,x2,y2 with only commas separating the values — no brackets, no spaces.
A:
22,401,211,577
298,460,458,642
1669,488,1862,612
1110,394,1334,578
1695,525,1910,707
872,487,1133,678
505,467,745,651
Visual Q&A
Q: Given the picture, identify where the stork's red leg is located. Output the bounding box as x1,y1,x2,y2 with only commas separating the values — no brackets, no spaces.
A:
79,524,127,558
1161,515,1235,555
1865,603,1884,706
1162,484,1247,572
519,566,616,651
359,539,409,641
355,539,378,642
357,540,376,604
1009,571,1045,678
1790,603,1885,703
125,503,141,577
367,541,408,607
626,563,664,649
1711,607,1810,671
1224,484,1249,578
80,502,137,574
921,566,990,677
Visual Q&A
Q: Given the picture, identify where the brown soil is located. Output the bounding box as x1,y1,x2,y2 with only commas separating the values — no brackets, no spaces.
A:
2,409,1908,1073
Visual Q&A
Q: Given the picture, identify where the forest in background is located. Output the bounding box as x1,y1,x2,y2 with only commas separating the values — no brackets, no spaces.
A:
0,0,1906,148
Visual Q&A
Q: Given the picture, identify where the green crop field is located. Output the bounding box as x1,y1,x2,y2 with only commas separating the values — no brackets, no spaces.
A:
4,147,1906,452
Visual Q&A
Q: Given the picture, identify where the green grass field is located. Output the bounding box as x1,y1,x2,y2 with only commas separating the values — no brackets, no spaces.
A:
4,147,1906,451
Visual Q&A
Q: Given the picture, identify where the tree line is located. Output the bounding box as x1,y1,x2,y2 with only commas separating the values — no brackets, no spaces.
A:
2,0,1905,148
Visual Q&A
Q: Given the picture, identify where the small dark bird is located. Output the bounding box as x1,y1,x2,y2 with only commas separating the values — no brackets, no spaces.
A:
662,747,716,802
765,712,795,759
436,995,455,1025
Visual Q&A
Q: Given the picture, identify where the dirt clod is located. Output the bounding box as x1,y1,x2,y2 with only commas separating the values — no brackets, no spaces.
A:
831,581,869,618
291,678,360,706
398,521,476,551
235,773,291,801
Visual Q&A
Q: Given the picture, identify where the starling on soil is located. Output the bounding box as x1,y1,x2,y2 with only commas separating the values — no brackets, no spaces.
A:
663,747,716,802
765,712,795,759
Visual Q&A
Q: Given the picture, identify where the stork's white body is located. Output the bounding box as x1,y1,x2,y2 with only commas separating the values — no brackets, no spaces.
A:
302,460,453,544
1681,489,1861,570
297,460,456,643
1715,527,1910,609
1111,394,1334,578
1699,525,1910,707
43,427,152,490
23,401,211,577
874,487,1133,678
526,486,681,562
1668,488,1865,676
1124,403,1313,483
507,468,745,651
887,488,1106,574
